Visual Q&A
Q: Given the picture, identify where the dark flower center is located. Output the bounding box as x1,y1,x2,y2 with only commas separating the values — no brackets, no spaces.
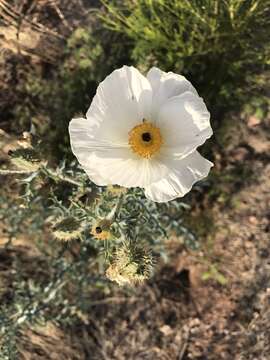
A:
142,132,151,142
95,226,102,234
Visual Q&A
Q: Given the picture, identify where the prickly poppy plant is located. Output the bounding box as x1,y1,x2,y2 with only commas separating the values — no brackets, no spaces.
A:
0,66,212,358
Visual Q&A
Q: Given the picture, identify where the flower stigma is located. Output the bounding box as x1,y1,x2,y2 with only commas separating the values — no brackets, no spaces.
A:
128,120,163,158
95,226,102,234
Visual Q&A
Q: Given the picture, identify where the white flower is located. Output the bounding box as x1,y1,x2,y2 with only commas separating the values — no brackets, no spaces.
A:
69,66,213,202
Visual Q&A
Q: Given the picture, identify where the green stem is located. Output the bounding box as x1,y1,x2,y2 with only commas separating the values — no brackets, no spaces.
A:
41,167,83,187
109,193,125,221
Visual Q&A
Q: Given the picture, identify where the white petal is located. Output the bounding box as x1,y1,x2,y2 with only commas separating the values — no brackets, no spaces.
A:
69,117,126,162
146,67,163,95
86,65,152,143
89,150,169,188
69,117,110,185
83,166,109,186
144,151,213,202
147,67,198,118
157,91,212,159
69,117,93,165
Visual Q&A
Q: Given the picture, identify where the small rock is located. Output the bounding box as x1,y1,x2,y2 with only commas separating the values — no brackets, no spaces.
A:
247,115,261,128
249,216,258,225
231,147,249,162
159,325,173,336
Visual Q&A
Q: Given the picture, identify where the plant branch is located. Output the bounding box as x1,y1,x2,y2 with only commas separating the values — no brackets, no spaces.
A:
0,169,33,175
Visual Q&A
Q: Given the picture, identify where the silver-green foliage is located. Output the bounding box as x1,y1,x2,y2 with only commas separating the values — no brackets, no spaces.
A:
0,139,195,355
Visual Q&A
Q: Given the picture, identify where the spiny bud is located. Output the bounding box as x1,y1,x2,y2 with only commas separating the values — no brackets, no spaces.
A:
9,148,43,171
106,243,153,286
91,218,112,240
52,216,83,242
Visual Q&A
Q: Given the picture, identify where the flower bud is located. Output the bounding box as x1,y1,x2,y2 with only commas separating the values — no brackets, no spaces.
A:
52,216,83,242
9,148,43,171
106,243,153,286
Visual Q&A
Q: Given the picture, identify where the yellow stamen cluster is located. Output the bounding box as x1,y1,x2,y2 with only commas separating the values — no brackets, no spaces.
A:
128,120,163,158
91,219,112,240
